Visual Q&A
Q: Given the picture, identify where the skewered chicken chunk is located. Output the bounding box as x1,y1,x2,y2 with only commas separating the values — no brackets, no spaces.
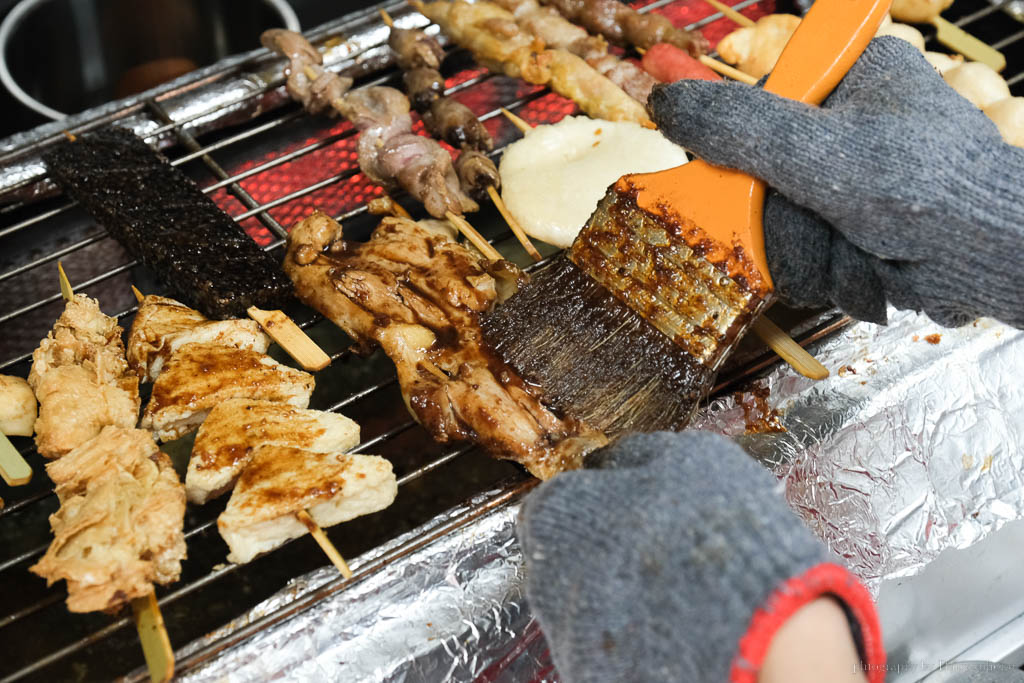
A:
284,211,607,479
186,398,360,504
218,446,396,563
0,375,36,437
127,295,270,382
985,97,1024,147
29,294,140,458
717,14,800,79
943,61,1011,108
141,342,314,442
891,0,953,23
388,26,446,70
30,426,186,613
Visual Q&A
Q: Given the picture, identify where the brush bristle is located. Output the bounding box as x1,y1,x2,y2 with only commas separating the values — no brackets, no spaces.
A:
481,256,713,437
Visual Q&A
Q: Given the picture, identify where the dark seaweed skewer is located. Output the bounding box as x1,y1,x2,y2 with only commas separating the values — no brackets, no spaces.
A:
43,127,293,320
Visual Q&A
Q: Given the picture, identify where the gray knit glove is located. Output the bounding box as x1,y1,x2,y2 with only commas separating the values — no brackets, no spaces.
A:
648,37,1024,328
517,432,885,683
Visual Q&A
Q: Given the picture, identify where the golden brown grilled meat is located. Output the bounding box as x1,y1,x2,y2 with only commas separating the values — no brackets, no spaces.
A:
284,210,607,479
28,294,140,458
186,398,360,504
0,374,37,436
404,67,446,110
127,294,270,382
455,150,501,201
218,445,397,563
388,26,446,70
422,97,495,151
30,426,186,613
140,342,315,442
220,446,395,565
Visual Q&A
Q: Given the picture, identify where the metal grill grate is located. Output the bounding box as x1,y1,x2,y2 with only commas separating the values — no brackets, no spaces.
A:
0,0,1021,679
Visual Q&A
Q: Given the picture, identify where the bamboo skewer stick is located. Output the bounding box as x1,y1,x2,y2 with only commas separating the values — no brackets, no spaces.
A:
246,307,332,372
132,591,175,683
59,268,175,683
487,185,542,261
700,0,756,27
446,211,503,260
0,434,32,486
378,10,541,262
697,56,758,84
498,109,828,380
296,509,353,578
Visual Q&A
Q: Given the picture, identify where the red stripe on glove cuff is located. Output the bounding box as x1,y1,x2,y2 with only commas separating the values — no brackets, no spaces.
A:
729,562,885,683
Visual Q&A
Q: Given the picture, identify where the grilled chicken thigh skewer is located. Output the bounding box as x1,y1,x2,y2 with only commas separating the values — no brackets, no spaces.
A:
381,10,542,261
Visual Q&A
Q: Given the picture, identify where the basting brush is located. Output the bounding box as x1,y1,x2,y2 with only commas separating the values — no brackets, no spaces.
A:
482,0,890,439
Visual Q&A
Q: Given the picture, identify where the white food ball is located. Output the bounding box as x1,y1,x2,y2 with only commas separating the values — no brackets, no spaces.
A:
984,97,1024,148
943,62,1011,109
924,51,963,75
890,0,953,23
499,117,689,249
0,375,37,437
875,22,926,53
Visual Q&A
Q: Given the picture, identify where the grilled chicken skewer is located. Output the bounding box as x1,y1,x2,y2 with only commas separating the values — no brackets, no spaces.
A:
381,10,542,261
412,0,651,124
29,269,186,683
129,288,393,578
541,0,708,55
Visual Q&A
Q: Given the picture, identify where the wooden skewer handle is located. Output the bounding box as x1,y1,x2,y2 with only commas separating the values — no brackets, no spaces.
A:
701,0,756,26
247,307,331,372
487,186,542,262
752,316,829,380
698,56,758,85
0,433,32,486
931,16,1006,72
297,509,353,578
132,592,174,683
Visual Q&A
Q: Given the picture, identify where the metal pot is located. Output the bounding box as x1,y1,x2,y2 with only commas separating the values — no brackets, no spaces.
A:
0,0,299,120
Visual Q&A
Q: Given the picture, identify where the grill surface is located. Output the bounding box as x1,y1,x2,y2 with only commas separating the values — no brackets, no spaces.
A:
0,0,1021,680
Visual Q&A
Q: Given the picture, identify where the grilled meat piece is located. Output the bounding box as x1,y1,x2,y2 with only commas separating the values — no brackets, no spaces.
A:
30,426,186,613
541,0,708,55
404,67,446,110
422,0,651,124
456,150,500,201
336,86,479,218
388,26,446,70
261,28,323,63
186,398,360,504
288,63,354,115
284,211,607,479
127,294,269,382
29,294,140,458
218,446,396,563
43,128,293,319
141,342,314,442
0,375,36,437
422,97,495,151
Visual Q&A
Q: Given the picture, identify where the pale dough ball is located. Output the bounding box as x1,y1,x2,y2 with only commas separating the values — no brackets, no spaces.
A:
924,51,964,74
875,22,926,52
499,117,689,249
984,97,1024,147
891,0,953,23
943,62,1011,108
0,375,37,437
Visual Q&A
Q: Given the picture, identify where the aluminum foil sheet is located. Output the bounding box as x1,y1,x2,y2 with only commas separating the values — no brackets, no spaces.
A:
0,5,431,204
170,308,1024,681
175,485,544,682
690,308,1024,588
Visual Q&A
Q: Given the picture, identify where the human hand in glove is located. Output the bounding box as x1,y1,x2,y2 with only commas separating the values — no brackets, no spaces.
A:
647,37,1024,328
517,432,884,683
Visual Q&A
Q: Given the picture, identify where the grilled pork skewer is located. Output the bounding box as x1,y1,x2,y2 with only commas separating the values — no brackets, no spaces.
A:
380,10,542,261
284,210,607,479
413,0,651,124
541,0,708,55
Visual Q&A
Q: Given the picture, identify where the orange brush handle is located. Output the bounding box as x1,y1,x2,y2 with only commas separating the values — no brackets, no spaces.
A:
763,0,891,105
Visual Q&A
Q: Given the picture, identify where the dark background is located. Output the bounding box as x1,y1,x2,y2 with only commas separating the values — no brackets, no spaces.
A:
0,0,361,139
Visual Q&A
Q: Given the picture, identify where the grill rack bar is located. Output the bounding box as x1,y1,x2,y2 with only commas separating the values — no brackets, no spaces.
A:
0,0,1021,679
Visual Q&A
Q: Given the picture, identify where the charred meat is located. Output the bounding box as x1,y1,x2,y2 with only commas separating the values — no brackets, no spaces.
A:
284,210,607,479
